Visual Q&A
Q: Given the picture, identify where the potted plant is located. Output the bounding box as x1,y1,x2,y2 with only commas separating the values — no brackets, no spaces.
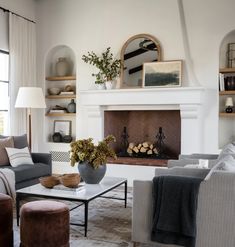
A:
70,135,117,184
82,47,122,89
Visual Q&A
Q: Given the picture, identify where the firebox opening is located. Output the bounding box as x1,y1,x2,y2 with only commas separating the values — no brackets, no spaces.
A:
104,110,181,161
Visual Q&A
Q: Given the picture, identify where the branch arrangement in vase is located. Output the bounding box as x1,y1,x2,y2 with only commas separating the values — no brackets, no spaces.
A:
82,47,122,85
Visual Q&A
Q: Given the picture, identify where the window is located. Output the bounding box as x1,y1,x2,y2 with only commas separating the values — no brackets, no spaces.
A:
0,50,9,135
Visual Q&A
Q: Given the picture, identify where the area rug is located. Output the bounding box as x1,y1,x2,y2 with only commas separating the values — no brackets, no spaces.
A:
13,187,136,247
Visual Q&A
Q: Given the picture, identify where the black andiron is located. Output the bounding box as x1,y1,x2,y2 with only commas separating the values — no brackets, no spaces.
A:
120,126,129,156
155,127,165,157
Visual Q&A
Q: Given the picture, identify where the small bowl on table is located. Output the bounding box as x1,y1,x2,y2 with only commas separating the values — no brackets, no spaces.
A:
60,173,80,188
39,176,60,188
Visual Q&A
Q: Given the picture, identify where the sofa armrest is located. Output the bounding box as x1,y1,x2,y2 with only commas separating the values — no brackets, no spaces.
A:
132,180,153,243
31,153,52,173
196,171,235,246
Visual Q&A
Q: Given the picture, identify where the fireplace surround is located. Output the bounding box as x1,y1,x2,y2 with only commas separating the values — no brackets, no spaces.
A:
78,87,205,156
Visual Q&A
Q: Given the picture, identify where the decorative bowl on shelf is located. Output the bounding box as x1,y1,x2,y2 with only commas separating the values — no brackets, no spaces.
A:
39,176,60,188
48,87,61,95
60,173,80,188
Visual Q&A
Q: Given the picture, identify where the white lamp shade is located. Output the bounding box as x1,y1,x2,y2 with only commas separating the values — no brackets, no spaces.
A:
15,87,46,108
225,97,234,107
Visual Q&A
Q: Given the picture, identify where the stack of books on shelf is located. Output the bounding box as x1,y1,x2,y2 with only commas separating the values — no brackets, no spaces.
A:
60,91,75,95
49,105,67,113
219,73,235,91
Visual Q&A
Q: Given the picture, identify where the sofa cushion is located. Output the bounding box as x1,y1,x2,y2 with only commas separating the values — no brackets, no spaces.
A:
218,143,235,159
0,134,28,149
5,147,34,167
2,163,51,183
204,155,235,180
0,137,14,166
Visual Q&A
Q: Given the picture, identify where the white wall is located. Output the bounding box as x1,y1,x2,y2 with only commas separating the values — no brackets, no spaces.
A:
35,0,235,155
0,0,35,21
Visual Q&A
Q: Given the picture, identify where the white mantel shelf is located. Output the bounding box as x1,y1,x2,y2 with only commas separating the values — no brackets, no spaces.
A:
79,87,205,106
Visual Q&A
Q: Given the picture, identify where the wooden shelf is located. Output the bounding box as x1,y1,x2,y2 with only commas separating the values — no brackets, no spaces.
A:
219,68,235,73
46,95,76,99
45,113,76,117
219,90,235,95
46,76,76,81
219,112,235,117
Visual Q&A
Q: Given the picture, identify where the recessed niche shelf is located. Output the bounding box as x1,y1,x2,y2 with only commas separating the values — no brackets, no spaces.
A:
219,67,235,73
46,76,76,81
46,95,76,99
219,112,235,117
219,90,235,95
45,113,76,117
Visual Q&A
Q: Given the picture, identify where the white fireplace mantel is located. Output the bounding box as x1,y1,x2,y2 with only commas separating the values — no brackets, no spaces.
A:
78,87,205,154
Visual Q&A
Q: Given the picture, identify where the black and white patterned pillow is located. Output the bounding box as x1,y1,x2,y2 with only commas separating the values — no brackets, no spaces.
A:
5,147,34,167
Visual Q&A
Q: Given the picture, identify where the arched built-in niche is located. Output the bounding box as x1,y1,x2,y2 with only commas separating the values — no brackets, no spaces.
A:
219,30,235,148
44,45,77,144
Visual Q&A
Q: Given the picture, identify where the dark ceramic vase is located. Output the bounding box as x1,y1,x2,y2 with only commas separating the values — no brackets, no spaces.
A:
67,99,76,113
52,132,62,142
78,162,106,184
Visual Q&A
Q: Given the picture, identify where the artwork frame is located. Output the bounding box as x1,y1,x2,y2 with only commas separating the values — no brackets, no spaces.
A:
142,60,182,88
54,120,71,136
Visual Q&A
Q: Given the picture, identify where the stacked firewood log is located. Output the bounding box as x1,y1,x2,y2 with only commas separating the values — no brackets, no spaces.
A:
127,142,158,156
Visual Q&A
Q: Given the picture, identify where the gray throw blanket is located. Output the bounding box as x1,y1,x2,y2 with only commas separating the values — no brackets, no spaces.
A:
151,175,203,247
0,168,15,201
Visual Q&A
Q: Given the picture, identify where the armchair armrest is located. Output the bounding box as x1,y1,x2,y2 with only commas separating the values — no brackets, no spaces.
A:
155,167,210,179
168,159,217,169
179,153,219,160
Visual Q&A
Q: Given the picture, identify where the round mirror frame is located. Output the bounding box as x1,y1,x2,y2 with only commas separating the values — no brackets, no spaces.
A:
120,33,162,88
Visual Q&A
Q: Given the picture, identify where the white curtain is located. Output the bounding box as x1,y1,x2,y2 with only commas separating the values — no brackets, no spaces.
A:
9,13,36,136
0,9,9,51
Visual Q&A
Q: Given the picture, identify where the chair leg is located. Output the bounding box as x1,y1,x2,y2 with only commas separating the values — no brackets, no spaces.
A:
133,241,139,247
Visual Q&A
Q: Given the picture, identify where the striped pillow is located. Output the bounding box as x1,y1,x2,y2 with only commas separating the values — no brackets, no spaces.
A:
5,147,34,167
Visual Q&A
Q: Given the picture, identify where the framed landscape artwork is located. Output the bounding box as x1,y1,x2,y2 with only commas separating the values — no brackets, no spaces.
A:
142,60,182,87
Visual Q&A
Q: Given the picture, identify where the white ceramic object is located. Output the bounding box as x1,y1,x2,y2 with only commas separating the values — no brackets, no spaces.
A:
105,80,114,90
48,87,60,95
95,83,106,90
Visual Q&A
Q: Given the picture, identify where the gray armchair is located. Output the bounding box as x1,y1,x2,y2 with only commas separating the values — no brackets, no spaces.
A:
132,167,235,247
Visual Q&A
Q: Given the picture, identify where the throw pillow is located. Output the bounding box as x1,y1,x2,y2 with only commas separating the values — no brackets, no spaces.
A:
0,137,14,166
204,155,235,180
0,134,28,149
218,143,235,160
5,147,34,167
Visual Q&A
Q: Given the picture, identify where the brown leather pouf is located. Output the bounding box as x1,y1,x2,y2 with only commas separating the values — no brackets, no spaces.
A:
20,200,70,247
0,193,13,247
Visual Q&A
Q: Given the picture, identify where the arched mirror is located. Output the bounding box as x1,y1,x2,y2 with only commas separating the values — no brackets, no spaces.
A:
120,34,162,88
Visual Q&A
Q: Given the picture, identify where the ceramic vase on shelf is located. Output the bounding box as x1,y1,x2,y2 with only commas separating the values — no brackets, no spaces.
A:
67,99,76,113
95,83,105,90
105,80,114,90
55,57,69,77
78,162,106,184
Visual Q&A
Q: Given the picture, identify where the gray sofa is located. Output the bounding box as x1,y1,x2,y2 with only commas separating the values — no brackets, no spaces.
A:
132,166,235,247
0,134,52,189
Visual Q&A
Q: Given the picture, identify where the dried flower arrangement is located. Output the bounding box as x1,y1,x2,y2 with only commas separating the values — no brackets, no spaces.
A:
70,135,117,169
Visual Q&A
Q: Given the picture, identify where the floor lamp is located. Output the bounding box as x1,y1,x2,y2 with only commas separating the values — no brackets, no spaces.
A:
15,87,46,150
